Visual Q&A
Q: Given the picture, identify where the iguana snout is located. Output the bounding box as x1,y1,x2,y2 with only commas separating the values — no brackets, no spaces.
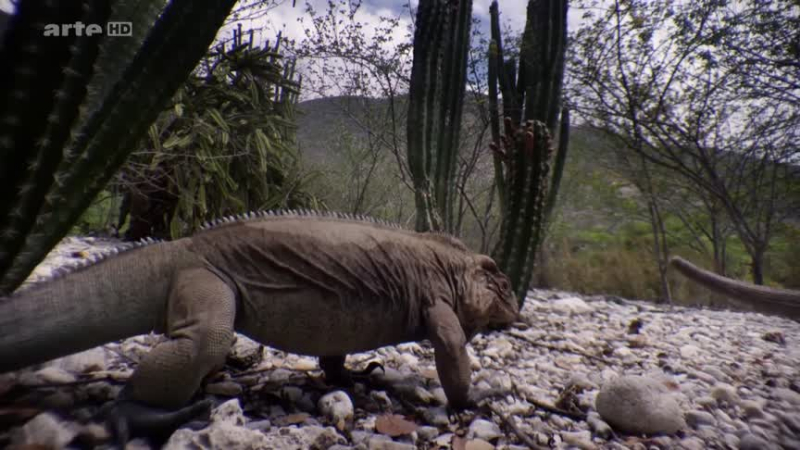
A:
462,255,519,336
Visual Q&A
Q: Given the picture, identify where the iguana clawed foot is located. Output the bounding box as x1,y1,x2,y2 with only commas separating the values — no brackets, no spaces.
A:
445,388,511,418
104,388,212,447
319,355,384,387
468,387,509,405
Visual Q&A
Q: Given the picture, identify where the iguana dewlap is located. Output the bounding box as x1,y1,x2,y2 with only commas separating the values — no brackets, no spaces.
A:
0,211,518,414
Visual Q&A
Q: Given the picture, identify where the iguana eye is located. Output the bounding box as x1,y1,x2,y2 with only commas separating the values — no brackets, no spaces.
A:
476,255,499,273
499,279,509,292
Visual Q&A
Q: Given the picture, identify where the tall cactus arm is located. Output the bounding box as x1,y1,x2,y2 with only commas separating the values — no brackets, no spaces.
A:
433,0,472,231
502,58,520,125
487,1,507,215
407,0,474,233
494,121,555,299
407,0,447,232
490,0,569,304
0,0,102,276
0,0,238,293
543,106,569,225
520,0,567,130
79,0,166,125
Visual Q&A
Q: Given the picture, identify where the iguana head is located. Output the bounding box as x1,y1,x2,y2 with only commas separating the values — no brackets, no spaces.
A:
460,254,519,338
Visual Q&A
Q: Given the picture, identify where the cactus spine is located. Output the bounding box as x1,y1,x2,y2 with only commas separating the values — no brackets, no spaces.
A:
0,0,238,294
488,0,570,303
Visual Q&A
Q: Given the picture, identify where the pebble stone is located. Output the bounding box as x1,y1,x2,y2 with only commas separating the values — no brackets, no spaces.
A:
686,410,717,427
1,237,798,449
318,390,354,429
595,375,687,435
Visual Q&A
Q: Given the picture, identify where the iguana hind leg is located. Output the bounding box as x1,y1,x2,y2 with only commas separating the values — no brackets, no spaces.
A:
111,267,236,442
129,267,236,406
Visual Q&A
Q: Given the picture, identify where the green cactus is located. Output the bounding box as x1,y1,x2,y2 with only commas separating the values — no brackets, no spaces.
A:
0,0,238,294
407,0,473,233
544,107,570,223
488,0,569,303
0,0,101,280
487,3,506,216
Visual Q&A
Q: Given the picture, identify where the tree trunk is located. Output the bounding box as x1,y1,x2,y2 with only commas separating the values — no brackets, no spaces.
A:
710,213,724,276
751,251,765,286
671,256,800,320
648,201,672,303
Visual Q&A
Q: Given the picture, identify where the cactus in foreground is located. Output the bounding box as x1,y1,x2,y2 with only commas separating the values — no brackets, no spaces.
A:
0,0,237,294
407,0,473,233
488,0,569,303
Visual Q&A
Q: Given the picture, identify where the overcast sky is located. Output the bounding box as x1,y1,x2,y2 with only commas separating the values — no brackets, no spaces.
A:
219,1,585,99
251,0,535,40
0,0,585,99
0,0,583,47
227,1,583,49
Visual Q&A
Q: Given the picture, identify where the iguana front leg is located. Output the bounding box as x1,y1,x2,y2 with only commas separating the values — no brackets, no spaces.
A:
424,301,472,409
319,355,384,386
111,267,237,442
320,355,351,385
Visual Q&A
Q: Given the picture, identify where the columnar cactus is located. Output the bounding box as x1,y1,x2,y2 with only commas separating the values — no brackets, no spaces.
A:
407,0,473,233
0,0,238,294
488,0,569,303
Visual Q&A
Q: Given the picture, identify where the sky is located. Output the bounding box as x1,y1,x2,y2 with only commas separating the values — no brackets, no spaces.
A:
225,0,583,50
0,1,582,49
218,0,585,99
0,0,585,99
250,0,534,39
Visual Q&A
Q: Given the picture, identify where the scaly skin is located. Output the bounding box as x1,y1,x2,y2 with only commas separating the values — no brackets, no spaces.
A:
0,211,519,437
670,256,800,320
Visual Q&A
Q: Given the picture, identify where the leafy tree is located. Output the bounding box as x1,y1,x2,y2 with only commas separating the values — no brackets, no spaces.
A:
306,121,412,220
289,0,413,188
660,174,735,277
289,0,499,244
709,0,799,112
570,0,799,285
117,26,313,239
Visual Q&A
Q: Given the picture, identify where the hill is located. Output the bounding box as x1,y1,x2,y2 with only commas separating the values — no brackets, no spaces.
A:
294,95,799,301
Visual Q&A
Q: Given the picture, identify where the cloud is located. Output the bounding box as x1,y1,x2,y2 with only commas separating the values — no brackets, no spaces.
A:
214,1,584,100
219,1,414,47
223,1,539,46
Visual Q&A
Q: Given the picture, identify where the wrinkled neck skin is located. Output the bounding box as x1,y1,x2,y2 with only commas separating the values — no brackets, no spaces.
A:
432,259,483,340
448,257,519,340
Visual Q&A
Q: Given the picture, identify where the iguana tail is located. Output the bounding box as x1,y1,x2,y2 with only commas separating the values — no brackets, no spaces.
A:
0,239,198,372
670,256,800,320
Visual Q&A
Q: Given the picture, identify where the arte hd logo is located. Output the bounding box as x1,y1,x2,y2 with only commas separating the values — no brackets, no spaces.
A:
43,21,132,37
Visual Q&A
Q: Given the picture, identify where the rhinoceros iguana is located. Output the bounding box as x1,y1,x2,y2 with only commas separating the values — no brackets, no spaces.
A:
0,210,519,440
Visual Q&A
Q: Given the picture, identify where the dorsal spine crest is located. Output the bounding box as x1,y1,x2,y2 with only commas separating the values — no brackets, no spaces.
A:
12,237,163,296
197,209,405,232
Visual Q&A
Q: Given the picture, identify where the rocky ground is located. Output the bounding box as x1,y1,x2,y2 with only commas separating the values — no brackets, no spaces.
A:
1,237,799,449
